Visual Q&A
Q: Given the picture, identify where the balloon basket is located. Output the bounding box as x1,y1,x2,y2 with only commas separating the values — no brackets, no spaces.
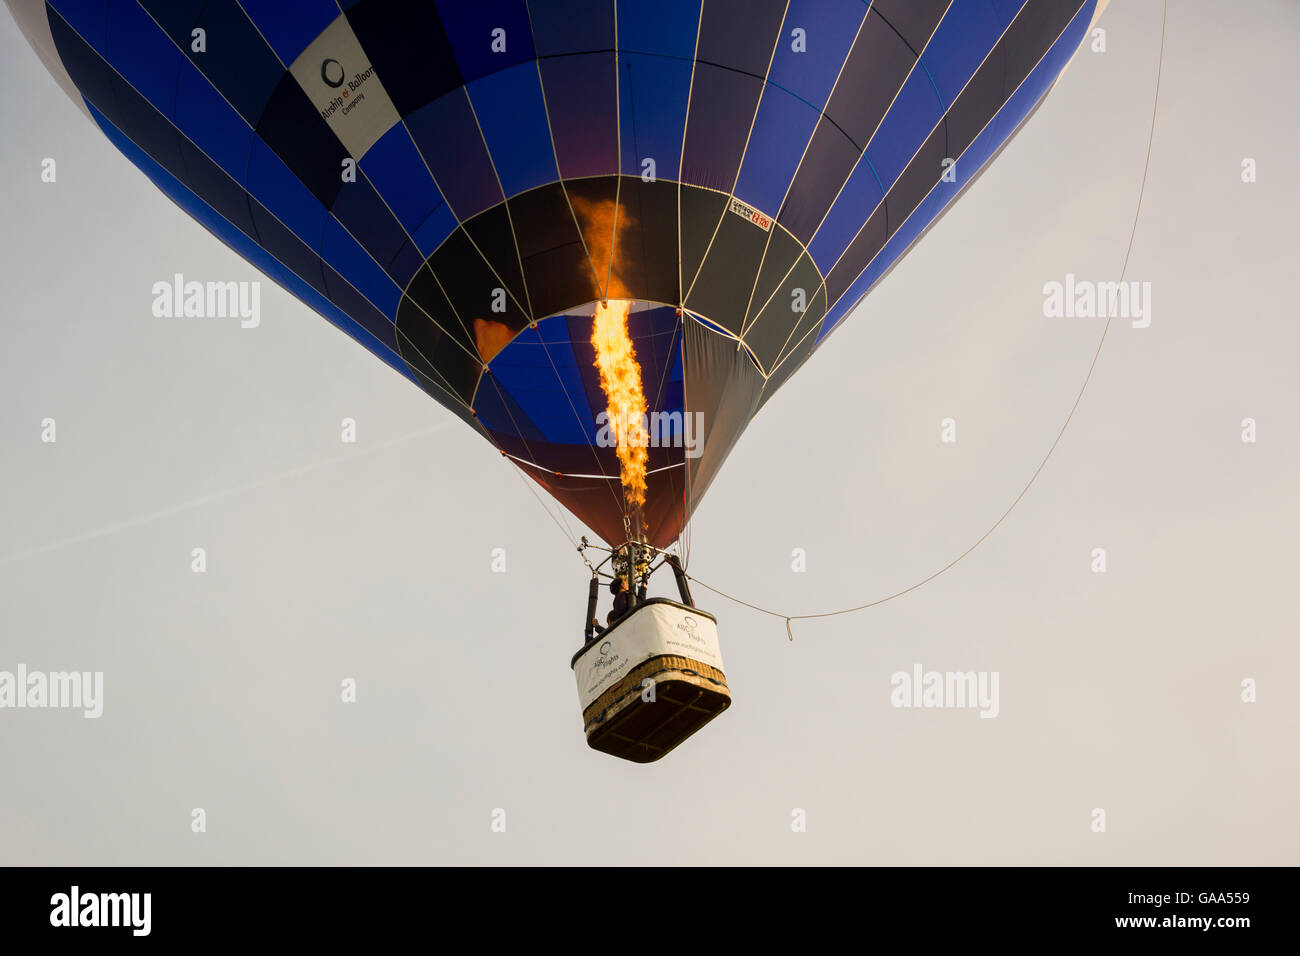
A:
571,599,730,763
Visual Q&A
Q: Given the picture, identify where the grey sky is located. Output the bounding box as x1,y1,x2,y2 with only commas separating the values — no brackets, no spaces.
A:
1,2,1297,864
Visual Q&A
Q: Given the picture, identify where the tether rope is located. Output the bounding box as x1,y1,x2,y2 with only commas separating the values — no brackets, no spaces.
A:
686,3,1168,640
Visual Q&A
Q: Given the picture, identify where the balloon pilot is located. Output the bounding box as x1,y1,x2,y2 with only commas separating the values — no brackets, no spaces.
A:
590,570,647,637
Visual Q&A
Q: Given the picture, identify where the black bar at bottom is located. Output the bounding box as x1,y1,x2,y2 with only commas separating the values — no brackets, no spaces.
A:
0,865,1282,942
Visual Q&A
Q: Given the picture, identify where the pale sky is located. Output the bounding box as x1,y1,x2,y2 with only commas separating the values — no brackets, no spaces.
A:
1,2,1297,864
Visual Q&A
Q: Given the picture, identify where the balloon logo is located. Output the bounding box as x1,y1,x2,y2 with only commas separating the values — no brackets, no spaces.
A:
678,616,702,643
320,58,345,89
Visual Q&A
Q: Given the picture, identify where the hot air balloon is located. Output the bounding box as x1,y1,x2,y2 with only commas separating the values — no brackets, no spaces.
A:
7,0,1106,760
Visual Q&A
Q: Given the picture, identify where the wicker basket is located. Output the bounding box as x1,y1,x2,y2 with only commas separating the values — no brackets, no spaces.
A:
572,599,731,763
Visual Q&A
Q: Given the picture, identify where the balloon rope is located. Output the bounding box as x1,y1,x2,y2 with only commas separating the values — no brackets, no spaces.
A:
687,2,1168,640
507,459,580,548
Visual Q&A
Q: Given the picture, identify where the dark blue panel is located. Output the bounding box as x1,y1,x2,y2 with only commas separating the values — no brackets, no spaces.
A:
387,240,425,291
345,0,462,116
475,377,544,445
406,90,503,220
766,0,864,109
173,130,259,241
255,74,348,207
821,8,926,151
617,0,700,59
238,0,339,65
679,63,763,191
539,53,619,179
467,62,558,197
990,0,1030,20
47,0,109,55
539,312,595,413
169,0,285,126
808,156,883,275
412,200,459,256
773,117,858,243
58,11,244,235
695,0,785,76
104,0,185,116
85,99,413,383
249,200,330,299
359,123,442,234
529,0,615,56
321,216,402,319
632,309,685,414
618,53,692,180
246,136,329,251
863,66,944,189
434,0,534,81
173,53,256,184
133,0,203,50
47,6,118,119
320,260,402,354
485,325,588,445
98,56,184,178
330,177,412,278
807,66,943,271
816,0,1096,345
733,85,820,218
920,0,1021,106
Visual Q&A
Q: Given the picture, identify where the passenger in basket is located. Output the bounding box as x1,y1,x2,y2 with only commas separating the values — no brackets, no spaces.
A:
590,574,646,637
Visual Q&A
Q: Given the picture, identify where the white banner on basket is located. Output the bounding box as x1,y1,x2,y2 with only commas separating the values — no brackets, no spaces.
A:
574,603,724,711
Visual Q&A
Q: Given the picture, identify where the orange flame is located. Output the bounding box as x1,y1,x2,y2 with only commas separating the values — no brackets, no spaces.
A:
571,195,635,300
591,299,648,509
473,317,514,362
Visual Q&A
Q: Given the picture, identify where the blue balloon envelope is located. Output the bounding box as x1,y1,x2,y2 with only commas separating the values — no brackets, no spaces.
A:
6,0,1101,546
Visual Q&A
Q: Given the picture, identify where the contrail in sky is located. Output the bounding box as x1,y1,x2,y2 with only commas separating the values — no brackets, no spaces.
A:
1,423,454,567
